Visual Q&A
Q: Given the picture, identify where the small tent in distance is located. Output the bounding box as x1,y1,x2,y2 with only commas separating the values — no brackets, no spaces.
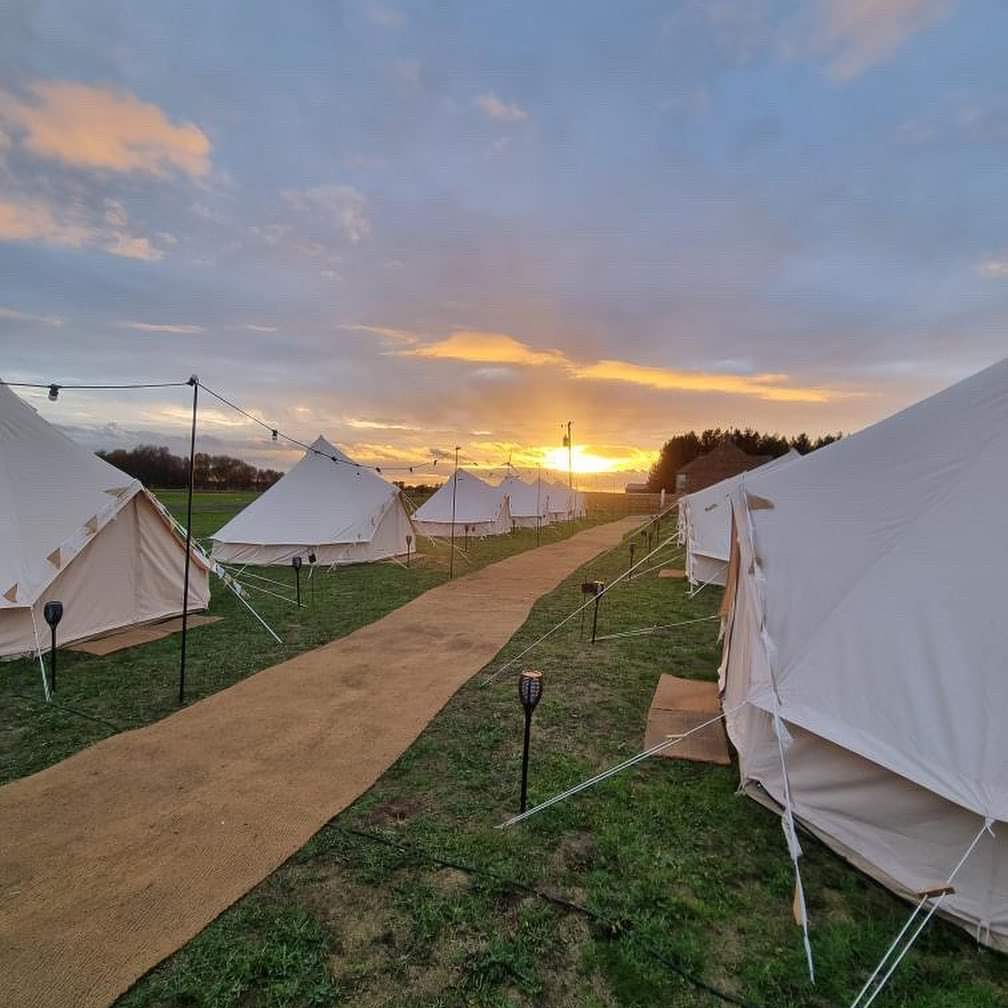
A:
498,475,550,530
0,383,210,658
720,356,1008,949
210,436,412,566
679,448,801,588
544,478,587,521
412,469,511,537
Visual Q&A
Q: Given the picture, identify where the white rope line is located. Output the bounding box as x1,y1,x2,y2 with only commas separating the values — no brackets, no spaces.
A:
219,565,295,590
498,701,745,829
29,605,52,702
772,711,815,984
592,613,721,642
687,568,723,599
231,577,299,607
480,533,679,686
849,818,995,1008
632,554,684,579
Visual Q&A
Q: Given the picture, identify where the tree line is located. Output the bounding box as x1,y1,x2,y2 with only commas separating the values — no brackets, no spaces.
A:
96,444,283,491
646,427,842,491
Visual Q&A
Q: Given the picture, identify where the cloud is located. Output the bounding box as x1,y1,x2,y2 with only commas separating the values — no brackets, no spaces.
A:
978,258,1008,278
819,0,954,80
0,195,163,260
0,81,211,176
339,323,422,345
245,323,278,332
119,321,205,334
0,306,64,326
474,93,528,122
399,328,842,402
406,330,566,366
573,359,835,402
283,185,371,242
345,417,421,431
366,2,404,28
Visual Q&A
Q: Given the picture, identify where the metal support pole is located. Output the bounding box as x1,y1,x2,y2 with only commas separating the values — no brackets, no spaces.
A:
520,708,533,813
448,446,460,579
179,375,198,705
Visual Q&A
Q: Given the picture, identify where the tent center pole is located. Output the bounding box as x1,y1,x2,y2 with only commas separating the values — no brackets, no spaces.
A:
179,375,198,705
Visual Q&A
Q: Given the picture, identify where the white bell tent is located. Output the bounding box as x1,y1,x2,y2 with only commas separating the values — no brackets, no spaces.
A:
0,383,210,659
680,448,801,588
719,357,1008,951
412,469,511,537
498,475,550,529
544,479,586,521
210,436,412,566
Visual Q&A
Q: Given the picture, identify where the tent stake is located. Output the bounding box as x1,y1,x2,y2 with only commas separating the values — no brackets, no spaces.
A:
178,375,198,705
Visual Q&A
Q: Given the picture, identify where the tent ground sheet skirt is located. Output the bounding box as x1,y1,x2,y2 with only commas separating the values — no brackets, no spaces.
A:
0,516,642,1008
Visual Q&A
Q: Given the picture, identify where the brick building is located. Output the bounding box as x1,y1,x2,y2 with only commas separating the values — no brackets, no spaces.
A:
674,441,771,494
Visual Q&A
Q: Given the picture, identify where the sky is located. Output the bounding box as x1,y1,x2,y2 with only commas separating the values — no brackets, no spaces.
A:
2,0,1007,487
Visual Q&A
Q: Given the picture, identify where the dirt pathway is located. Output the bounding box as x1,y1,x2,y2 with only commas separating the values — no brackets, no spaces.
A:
0,517,642,1008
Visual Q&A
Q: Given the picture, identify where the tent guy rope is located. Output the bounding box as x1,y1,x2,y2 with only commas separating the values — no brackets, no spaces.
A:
498,702,746,829
481,523,680,687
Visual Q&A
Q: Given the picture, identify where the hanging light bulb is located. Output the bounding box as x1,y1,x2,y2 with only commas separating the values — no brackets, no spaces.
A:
48,384,60,401
271,429,278,442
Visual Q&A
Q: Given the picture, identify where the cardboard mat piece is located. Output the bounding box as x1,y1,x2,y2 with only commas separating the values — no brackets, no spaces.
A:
657,568,686,579
0,516,643,1008
643,674,731,765
68,616,222,656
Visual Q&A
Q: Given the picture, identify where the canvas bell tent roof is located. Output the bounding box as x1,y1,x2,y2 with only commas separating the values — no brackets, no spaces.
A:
719,356,1008,950
210,436,412,566
0,383,210,659
497,476,550,529
680,448,800,588
412,469,511,537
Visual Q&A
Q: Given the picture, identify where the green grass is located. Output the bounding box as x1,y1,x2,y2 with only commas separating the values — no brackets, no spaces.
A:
109,524,1008,1008
0,490,629,785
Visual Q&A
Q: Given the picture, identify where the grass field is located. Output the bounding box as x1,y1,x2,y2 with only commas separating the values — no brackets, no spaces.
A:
2,491,1003,1006
101,513,1004,1008
0,490,627,785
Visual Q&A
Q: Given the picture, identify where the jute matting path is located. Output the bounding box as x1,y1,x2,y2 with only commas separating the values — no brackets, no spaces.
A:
68,615,222,656
0,516,641,1008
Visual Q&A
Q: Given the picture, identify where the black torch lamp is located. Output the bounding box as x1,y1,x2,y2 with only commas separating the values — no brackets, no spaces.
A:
291,555,303,607
43,600,64,695
628,541,636,579
406,534,413,568
518,670,543,813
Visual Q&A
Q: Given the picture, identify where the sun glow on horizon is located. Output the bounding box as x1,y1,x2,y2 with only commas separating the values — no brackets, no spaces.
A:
540,444,655,475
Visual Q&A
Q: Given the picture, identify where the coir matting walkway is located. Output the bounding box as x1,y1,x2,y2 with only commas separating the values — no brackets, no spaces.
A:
0,516,642,1008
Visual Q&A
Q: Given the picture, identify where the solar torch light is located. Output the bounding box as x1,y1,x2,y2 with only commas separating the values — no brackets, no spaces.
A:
517,670,544,813
307,552,317,605
405,533,413,569
628,541,636,579
291,555,303,607
43,600,64,695
589,580,605,643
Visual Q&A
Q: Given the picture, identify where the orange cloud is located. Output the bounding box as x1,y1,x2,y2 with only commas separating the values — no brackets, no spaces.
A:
406,330,566,366
573,359,835,402
0,196,163,260
0,82,210,176
395,327,841,404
